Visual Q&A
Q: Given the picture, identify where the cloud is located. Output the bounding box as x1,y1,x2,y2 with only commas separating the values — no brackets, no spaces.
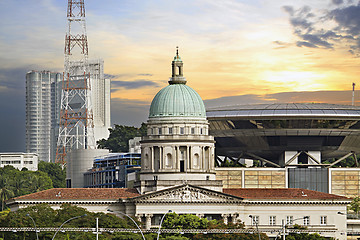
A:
0,67,27,152
111,80,160,89
204,90,358,109
104,73,130,80
111,98,149,127
0,67,28,90
138,73,153,76
332,0,344,5
283,2,360,54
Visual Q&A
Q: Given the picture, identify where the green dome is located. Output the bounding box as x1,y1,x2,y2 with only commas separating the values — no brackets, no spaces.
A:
149,84,206,119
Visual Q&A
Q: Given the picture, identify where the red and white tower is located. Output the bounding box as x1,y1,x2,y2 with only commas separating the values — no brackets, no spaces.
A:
56,0,95,164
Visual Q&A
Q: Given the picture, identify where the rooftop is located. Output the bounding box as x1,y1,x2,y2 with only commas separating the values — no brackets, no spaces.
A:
12,188,140,201
223,188,350,200
207,103,360,119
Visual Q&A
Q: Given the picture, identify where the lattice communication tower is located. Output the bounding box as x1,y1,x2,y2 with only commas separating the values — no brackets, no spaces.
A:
56,0,95,164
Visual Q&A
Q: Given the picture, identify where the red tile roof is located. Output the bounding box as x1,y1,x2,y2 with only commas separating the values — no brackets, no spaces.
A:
13,188,140,200
223,188,350,200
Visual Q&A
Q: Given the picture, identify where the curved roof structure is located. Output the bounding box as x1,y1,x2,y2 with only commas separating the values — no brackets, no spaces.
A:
149,84,206,119
207,103,360,119
149,50,206,119
206,103,360,164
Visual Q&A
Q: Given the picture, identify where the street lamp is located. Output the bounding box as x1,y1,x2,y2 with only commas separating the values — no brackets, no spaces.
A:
248,215,261,240
26,213,39,240
277,216,309,240
157,210,172,240
51,214,87,240
107,209,145,240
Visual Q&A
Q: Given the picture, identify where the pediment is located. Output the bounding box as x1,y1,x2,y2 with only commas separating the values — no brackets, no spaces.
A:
132,184,243,204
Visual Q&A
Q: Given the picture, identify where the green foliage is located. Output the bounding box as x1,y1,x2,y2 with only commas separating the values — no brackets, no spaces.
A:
218,159,246,167
0,187,13,211
38,161,66,188
350,196,360,217
286,232,334,240
0,165,53,210
162,213,265,240
323,155,358,167
97,123,147,152
0,204,140,240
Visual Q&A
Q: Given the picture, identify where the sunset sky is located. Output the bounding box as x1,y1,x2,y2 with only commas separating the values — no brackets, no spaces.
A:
1,0,360,151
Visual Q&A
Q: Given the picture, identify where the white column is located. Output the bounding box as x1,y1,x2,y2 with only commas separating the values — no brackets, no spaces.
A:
145,214,153,230
186,146,190,171
176,146,180,171
222,214,229,225
159,146,163,170
151,147,154,171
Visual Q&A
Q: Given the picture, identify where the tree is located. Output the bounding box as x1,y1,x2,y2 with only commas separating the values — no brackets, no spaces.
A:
285,233,334,240
0,204,137,240
38,161,66,188
162,213,267,240
350,196,360,218
97,123,147,152
0,187,13,211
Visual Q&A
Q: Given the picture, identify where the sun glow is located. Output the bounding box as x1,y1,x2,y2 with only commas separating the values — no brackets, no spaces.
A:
261,71,327,92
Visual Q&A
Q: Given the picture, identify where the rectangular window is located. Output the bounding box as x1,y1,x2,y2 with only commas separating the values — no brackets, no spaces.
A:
200,128,203,135
320,216,327,225
269,216,276,226
180,127,184,134
251,216,259,225
169,127,173,134
158,128,162,135
191,128,195,134
286,216,293,225
304,216,310,225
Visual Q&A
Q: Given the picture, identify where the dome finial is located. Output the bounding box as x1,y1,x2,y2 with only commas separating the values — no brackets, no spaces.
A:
170,48,186,84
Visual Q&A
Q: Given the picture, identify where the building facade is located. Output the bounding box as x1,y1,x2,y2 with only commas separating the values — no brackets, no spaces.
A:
84,153,141,188
6,186,350,240
0,152,38,171
26,70,62,162
137,50,221,194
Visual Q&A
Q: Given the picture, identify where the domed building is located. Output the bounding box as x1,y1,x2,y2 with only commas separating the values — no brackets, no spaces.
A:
6,51,350,239
137,49,222,194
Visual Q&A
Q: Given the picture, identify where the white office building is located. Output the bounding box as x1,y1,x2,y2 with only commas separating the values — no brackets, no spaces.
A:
26,59,110,163
0,152,38,171
26,70,62,162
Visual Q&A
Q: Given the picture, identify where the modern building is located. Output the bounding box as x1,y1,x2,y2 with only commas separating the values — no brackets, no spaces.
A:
206,103,360,197
62,59,112,187
0,152,38,171
66,149,109,188
84,152,141,188
26,70,62,162
88,59,111,142
62,59,111,145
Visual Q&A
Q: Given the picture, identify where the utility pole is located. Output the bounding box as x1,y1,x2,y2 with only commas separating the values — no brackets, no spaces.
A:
56,0,95,164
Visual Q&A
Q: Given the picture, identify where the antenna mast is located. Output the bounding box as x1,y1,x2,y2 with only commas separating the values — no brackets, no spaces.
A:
56,0,95,164
352,82,356,106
